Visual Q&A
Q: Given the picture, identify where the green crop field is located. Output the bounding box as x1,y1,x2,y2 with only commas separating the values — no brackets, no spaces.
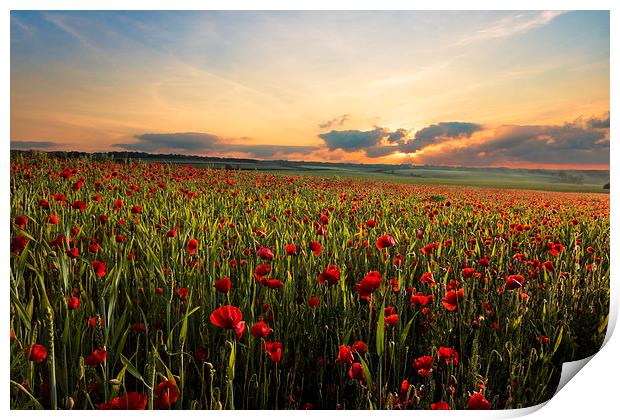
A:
10,154,610,410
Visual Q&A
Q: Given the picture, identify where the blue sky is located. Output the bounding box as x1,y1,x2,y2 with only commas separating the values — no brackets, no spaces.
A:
10,10,610,168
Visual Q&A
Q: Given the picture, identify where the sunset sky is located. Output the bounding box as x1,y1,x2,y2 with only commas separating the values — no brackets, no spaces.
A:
10,10,610,169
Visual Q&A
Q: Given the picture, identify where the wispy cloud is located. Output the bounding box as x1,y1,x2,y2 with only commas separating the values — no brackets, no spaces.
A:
43,13,103,54
318,114,351,130
455,11,566,46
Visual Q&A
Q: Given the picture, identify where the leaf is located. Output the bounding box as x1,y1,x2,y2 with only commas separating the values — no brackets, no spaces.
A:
399,315,416,349
175,306,201,347
553,326,564,354
376,303,385,357
228,341,236,379
598,315,609,335
120,354,151,389
358,356,374,399
10,380,44,410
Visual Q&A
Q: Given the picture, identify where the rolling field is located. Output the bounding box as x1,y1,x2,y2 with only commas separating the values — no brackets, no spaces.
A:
10,154,609,410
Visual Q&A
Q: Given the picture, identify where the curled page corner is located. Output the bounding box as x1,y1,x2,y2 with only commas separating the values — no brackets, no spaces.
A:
493,401,549,418
554,355,595,397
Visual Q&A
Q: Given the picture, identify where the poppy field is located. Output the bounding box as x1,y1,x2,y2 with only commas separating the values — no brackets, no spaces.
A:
9,153,610,410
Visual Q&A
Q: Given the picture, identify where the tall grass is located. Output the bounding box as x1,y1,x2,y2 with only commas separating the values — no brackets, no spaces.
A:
10,153,609,409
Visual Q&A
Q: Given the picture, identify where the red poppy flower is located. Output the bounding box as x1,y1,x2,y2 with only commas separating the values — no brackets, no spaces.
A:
88,244,101,253
210,305,245,340
88,317,103,329
420,242,439,255
318,264,341,286
176,287,189,302
70,201,87,211
349,362,366,383
130,206,141,214
337,344,354,364
462,268,476,278
166,229,177,238
213,277,231,294
285,244,297,256
251,321,272,339
547,241,564,256
400,379,410,398
376,235,396,250
113,200,124,211
154,378,179,409
467,392,491,410
67,296,80,310
542,260,555,272
67,248,79,258
186,239,198,255
431,401,451,410
413,355,433,377
538,335,550,344
307,297,319,308
50,234,65,249
92,260,107,277
26,344,47,363
442,289,464,311
410,292,430,307
355,271,382,299
257,247,274,260
265,341,283,363
259,278,282,289
97,392,147,410
352,341,368,353
11,236,29,254
255,263,271,278
309,241,322,255
195,346,208,361
505,274,524,291
14,216,28,229
366,219,377,228
385,314,399,327
84,348,107,367
132,323,146,333
419,272,436,286
48,215,59,224
437,346,459,365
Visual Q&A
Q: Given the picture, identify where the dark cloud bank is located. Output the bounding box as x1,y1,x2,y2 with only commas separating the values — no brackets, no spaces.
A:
419,120,609,167
113,133,320,158
319,121,484,157
11,140,62,150
318,114,609,166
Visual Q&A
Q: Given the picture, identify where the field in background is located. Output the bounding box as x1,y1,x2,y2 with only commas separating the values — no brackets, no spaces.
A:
168,161,609,193
13,150,609,194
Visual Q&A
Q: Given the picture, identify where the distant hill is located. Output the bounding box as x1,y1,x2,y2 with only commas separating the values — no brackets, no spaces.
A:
10,149,610,193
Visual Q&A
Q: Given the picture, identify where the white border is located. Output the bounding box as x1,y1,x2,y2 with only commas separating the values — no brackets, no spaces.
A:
3,1,617,418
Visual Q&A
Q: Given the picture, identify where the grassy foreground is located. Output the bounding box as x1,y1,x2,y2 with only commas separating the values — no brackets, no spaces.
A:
10,154,609,409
